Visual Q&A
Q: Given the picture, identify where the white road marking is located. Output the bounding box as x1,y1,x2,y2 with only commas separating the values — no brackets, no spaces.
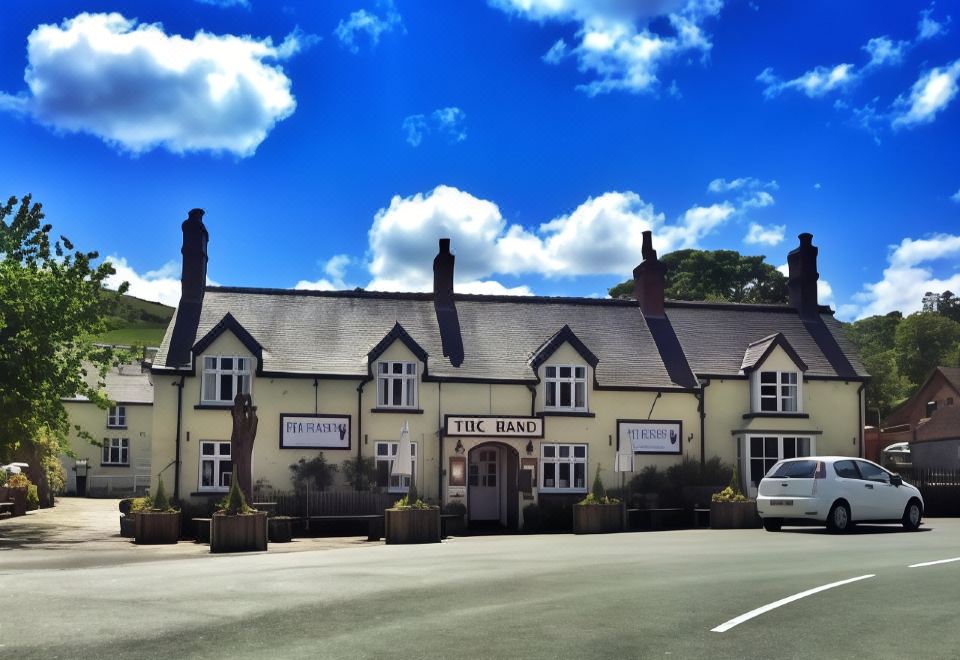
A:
711,574,876,633
909,557,960,568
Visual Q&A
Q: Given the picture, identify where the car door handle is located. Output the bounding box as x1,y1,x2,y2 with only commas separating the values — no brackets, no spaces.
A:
865,484,874,489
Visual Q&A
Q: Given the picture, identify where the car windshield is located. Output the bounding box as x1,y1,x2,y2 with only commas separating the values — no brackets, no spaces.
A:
768,460,818,479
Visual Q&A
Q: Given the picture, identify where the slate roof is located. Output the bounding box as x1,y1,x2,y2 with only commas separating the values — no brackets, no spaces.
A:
64,363,153,404
916,404,960,442
153,287,867,387
740,332,808,373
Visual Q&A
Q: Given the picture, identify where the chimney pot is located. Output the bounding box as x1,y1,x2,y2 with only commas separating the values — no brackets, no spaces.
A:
633,231,666,318
433,237,455,305
180,208,209,305
787,232,819,320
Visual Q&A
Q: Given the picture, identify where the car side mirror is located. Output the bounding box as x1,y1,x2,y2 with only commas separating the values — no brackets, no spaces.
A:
890,474,902,487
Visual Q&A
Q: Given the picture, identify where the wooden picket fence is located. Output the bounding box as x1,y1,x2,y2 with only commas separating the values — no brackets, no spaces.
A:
271,489,398,518
898,468,960,517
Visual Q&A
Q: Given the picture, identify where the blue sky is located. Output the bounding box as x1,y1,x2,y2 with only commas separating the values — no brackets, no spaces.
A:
1,1,958,320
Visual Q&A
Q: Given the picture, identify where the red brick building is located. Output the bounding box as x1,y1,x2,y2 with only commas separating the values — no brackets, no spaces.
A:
880,367,960,469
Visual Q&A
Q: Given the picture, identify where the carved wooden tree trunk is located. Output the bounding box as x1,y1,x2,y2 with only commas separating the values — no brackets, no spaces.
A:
230,393,258,504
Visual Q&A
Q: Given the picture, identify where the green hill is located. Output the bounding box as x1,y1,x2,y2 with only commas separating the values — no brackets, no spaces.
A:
96,292,175,347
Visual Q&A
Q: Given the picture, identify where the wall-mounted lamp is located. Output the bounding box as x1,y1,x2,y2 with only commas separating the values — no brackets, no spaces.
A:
687,433,694,443
525,440,534,455
455,439,465,455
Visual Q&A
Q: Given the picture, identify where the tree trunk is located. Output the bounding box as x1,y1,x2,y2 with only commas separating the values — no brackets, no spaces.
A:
230,393,258,504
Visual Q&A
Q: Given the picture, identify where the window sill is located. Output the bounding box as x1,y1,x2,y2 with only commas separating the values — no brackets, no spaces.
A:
106,425,128,430
370,407,424,414
191,490,229,497
540,410,595,418
538,488,588,495
194,403,234,410
742,412,809,419
99,463,130,468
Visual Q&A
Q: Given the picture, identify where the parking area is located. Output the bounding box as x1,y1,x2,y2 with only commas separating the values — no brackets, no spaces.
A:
2,501,959,659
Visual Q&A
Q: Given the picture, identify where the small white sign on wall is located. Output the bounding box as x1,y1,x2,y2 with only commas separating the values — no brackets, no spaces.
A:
618,420,683,455
280,414,350,450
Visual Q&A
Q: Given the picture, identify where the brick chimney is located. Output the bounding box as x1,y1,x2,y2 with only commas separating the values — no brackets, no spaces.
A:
181,208,208,305
433,238,454,306
633,230,666,318
787,232,819,320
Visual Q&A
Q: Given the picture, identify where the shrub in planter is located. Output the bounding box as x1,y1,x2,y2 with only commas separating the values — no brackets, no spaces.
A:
573,466,623,534
385,493,440,544
6,473,30,517
210,479,268,553
135,479,181,544
441,501,466,537
709,465,759,529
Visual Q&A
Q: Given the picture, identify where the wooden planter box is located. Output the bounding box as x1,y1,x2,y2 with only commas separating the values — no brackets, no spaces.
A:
573,503,623,534
135,511,181,544
8,488,28,517
119,515,135,538
268,516,294,543
210,511,268,553
710,501,761,529
385,508,441,544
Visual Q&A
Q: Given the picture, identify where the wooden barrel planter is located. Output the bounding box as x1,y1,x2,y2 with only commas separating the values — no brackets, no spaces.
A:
385,508,441,544
710,501,761,529
134,511,181,544
573,503,623,534
268,516,295,543
7,488,27,517
210,511,268,553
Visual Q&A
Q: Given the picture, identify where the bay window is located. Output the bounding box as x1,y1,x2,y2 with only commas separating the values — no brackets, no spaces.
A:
742,435,814,493
375,441,417,492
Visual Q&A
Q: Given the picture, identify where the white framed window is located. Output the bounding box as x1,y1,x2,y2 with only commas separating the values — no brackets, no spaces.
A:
102,438,129,465
107,405,126,428
199,441,232,491
376,361,418,408
757,371,800,413
539,443,587,492
375,441,417,493
544,365,588,411
201,356,251,404
742,435,814,494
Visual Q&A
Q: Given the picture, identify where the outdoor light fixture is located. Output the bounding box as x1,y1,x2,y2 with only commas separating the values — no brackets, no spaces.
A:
455,439,465,455
525,440,534,455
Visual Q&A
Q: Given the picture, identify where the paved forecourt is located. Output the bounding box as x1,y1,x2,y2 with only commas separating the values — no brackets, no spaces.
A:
3,518,960,659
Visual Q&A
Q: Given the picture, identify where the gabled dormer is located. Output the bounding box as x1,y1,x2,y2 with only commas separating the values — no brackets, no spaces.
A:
368,322,428,411
530,325,598,414
192,313,263,406
741,333,808,415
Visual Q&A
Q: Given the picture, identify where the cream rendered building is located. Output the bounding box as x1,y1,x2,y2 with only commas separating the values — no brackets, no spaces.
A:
150,210,867,528
62,363,153,497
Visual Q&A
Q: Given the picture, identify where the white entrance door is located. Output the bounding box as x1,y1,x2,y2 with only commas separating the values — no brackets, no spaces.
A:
469,447,500,521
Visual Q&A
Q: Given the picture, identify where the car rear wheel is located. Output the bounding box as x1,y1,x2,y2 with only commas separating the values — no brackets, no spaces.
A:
762,518,782,532
827,502,851,533
902,500,922,531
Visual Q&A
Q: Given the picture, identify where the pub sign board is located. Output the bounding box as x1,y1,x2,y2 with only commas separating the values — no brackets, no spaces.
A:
445,415,543,438
618,419,682,455
280,414,351,450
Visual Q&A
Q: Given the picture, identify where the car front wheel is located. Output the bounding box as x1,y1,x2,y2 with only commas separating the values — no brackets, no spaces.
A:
902,500,922,531
827,502,851,533
762,518,782,532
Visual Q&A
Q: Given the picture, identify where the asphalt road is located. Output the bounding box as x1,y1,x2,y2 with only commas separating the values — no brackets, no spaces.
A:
2,505,959,659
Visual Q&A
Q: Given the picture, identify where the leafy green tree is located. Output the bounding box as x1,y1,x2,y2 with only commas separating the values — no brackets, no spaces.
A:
0,195,126,505
608,249,788,303
894,312,960,387
845,312,908,417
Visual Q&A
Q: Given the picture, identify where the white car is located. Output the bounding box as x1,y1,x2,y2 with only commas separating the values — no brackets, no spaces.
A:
756,456,923,533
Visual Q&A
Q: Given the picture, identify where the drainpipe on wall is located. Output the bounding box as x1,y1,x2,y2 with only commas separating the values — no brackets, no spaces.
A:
356,381,366,463
173,376,185,501
526,384,537,417
438,382,443,501
698,378,711,467
857,382,866,458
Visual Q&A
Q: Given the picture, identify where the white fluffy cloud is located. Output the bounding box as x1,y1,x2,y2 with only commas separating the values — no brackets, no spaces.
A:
863,36,908,68
491,0,723,96
917,5,949,41
758,63,856,99
952,188,960,203
104,257,181,307
744,223,785,246
891,59,960,128
707,177,777,194
402,107,467,146
365,184,740,292
295,255,354,291
851,233,960,318
334,1,402,53
0,13,303,156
